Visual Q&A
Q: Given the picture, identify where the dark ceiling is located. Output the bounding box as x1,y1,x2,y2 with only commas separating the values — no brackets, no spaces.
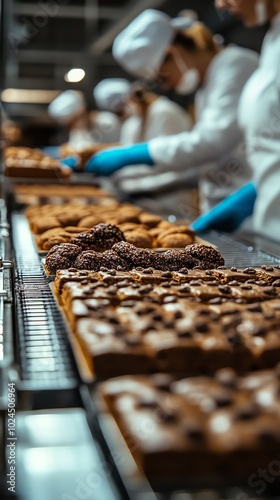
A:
1,0,268,120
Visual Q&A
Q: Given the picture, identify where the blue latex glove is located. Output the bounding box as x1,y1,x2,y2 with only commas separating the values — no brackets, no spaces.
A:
40,146,60,158
60,156,78,169
191,182,257,233
62,143,154,175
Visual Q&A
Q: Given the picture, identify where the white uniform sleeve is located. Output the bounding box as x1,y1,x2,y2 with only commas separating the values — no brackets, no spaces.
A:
148,48,259,170
120,116,142,144
144,99,192,139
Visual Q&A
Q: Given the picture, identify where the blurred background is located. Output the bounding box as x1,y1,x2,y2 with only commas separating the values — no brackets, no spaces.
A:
0,0,269,147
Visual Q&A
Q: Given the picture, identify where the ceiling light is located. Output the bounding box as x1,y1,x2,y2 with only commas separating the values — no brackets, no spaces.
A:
1,89,60,103
64,68,85,83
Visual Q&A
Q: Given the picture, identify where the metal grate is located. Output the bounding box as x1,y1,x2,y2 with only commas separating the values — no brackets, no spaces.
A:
12,213,79,389
205,231,280,267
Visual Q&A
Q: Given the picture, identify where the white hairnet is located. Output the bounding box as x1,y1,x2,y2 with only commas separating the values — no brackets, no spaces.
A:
48,90,86,122
113,9,194,79
93,79,131,111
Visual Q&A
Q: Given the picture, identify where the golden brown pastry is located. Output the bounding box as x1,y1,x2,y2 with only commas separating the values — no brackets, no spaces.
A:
157,233,194,248
138,212,163,228
124,231,153,249
77,215,103,228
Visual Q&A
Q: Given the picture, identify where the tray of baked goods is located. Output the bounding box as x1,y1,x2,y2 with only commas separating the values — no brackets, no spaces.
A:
52,252,280,382
80,366,280,500
69,252,280,497
3,147,72,181
3,143,118,185
23,198,278,381
39,223,280,497
23,200,203,256
8,183,116,209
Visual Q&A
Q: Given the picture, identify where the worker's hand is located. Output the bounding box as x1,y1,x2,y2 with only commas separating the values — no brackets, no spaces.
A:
60,156,79,170
84,143,154,176
191,182,257,233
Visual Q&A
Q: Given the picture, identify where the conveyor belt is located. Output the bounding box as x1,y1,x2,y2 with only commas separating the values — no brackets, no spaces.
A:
204,231,280,267
12,213,79,390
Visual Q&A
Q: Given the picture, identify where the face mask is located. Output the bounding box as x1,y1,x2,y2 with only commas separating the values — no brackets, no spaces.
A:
175,68,200,95
172,49,200,95
255,0,268,25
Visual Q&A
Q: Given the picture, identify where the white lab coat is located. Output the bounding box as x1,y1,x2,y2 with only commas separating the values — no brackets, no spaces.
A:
113,96,193,195
149,46,259,212
120,96,192,143
69,111,121,149
238,14,280,243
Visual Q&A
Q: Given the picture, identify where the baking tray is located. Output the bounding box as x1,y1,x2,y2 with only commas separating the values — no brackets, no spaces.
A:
81,384,280,500
3,172,100,186
43,231,280,385
11,213,81,398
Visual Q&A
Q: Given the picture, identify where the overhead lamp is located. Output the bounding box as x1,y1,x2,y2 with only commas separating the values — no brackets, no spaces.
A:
64,68,85,83
1,89,60,103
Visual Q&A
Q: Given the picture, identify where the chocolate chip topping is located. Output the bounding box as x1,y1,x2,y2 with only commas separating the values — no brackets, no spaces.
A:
183,420,204,441
213,389,233,408
156,407,177,423
142,268,154,274
227,332,242,346
198,308,211,315
240,284,252,290
228,280,240,286
243,268,257,274
264,286,277,296
137,394,158,408
174,310,183,319
162,271,172,278
177,330,192,338
252,325,267,336
261,265,274,271
196,322,209,333
235,403,260,420
218,285,231,294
